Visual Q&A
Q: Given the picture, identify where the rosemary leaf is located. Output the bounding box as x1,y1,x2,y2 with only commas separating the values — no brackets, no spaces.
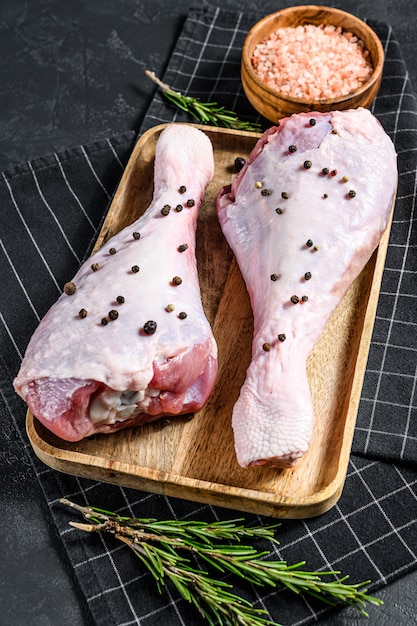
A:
145,69,262,132
60,498,383,624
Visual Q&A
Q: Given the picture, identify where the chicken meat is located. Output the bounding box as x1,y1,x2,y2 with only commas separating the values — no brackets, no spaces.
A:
216,108,397,469
14,123,217,441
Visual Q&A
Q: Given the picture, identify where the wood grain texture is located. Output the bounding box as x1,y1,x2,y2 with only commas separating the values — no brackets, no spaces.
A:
26,123,394,519
241,5,384,123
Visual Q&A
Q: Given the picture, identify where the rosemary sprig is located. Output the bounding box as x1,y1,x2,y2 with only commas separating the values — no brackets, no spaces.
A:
61,498,383,625
145,70,261,132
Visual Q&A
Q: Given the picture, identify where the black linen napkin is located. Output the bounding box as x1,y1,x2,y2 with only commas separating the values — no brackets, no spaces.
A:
1,5,417,626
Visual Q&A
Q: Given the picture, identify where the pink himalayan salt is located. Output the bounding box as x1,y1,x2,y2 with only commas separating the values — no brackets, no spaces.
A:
251,23,373,100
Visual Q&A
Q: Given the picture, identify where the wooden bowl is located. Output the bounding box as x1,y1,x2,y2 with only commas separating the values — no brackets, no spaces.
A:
241,5,384,123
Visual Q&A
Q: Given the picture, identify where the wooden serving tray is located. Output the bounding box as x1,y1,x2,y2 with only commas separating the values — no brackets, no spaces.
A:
26,123,394,518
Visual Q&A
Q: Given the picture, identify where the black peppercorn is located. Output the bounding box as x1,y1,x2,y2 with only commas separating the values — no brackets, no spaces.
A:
108,310,119,320
132,232,141,240
116,295,125,304
79,308,87,319
288,145,297,153
143,320,157,335
109,247,117,255
234,157,246,172
131,265,140,273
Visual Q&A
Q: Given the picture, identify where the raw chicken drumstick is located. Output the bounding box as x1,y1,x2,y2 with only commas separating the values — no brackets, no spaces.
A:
14,123,217,442
216,108,397,469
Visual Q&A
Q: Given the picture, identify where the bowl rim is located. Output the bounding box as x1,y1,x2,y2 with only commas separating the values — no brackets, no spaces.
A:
242,4,385,107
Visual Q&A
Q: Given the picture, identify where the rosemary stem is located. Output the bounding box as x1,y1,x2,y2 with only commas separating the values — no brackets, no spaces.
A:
69,521,97,532
145,69,172,94
144,69,262,132
60,498,110,523
60,498,383,624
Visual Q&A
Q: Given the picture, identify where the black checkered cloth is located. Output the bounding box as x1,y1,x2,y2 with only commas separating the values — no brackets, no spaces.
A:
1,5,416,625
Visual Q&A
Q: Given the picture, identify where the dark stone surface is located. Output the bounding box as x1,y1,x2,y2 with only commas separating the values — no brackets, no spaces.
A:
1,1,416,624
